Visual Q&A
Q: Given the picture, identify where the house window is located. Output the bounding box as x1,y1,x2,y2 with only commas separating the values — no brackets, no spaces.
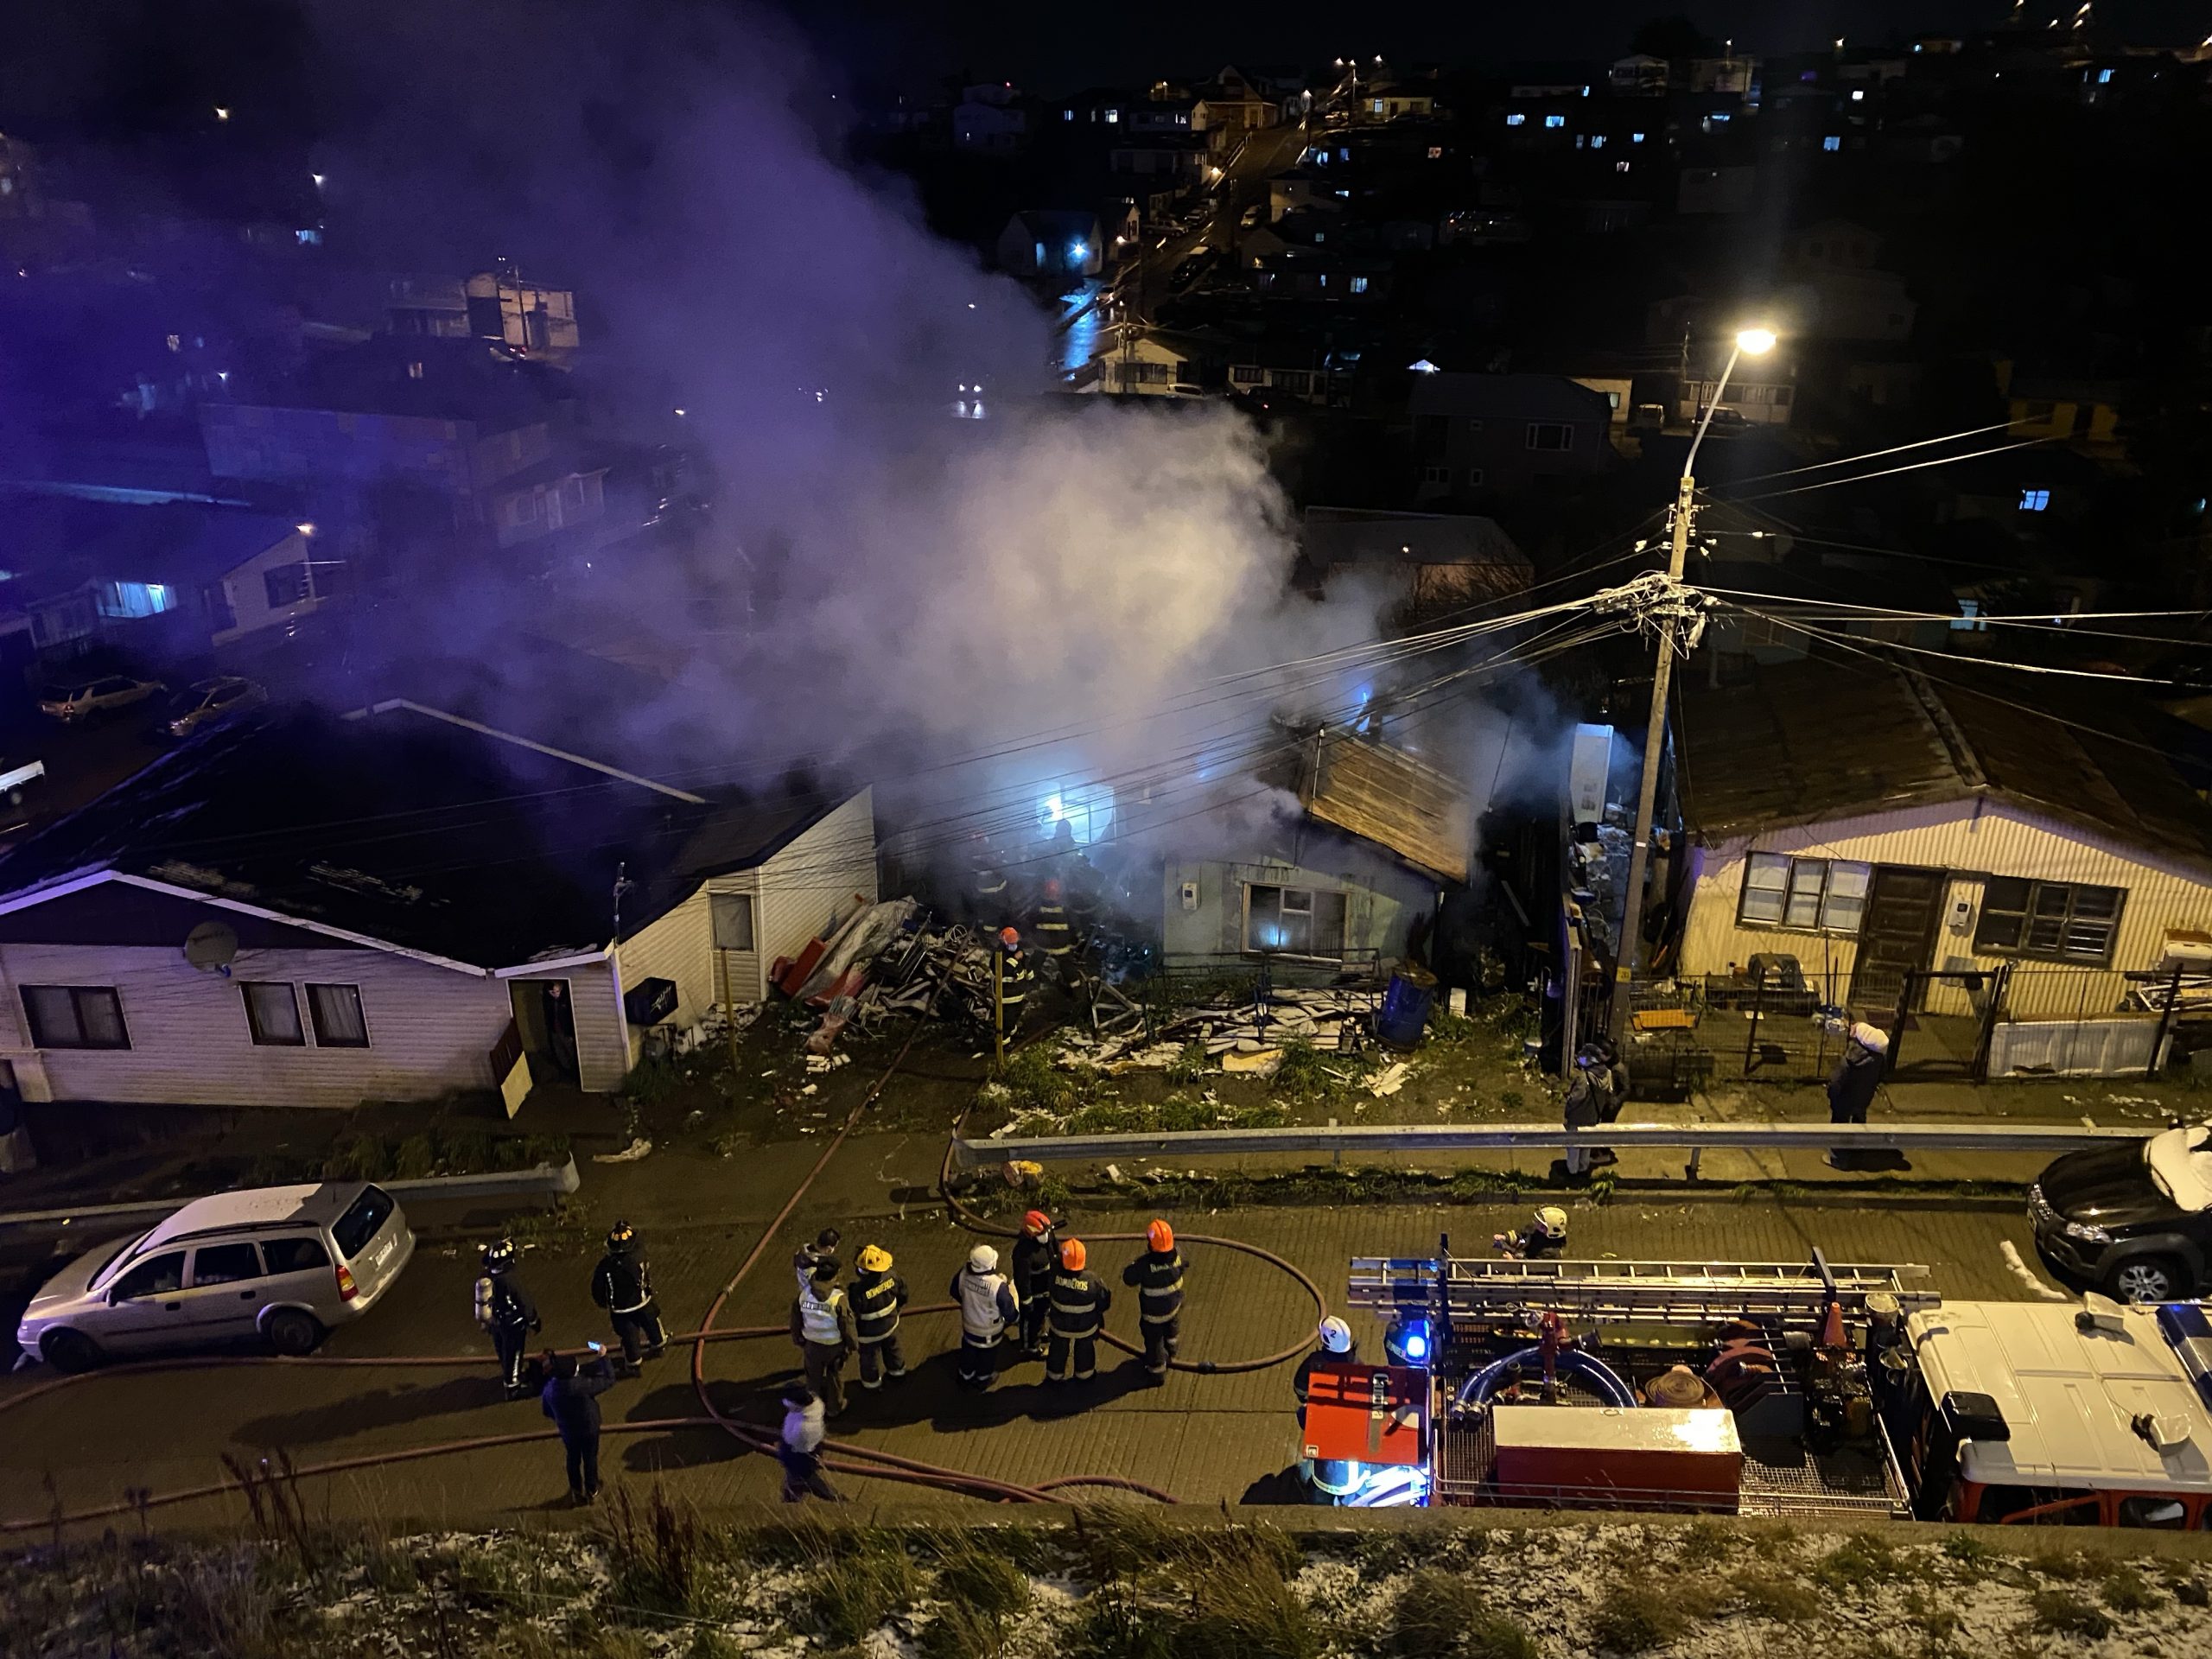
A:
22,986,130,1050
202,582,237,632
264,563,310,607
1231,365,1263,385
1421,465,1451,485
1465,467,1486,486
1279,371,1313,394
1738,855,1872,932
711,893,757,951
1370,99,1385,115
1427,145,1443,159
241,982,305,1046
308,983,370,1047
2018,488,2050,512
1526,423,1575,451
1632,131,1646,143
1974,878,2124,963
1245,884,1348,959
1350,276,1370,294
1823,135,1842,151
1505,114,1526,127
1590,135,1605,149
1543,115,1566,129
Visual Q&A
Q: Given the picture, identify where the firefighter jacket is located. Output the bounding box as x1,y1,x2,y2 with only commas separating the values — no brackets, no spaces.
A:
970,854,1007,899
1009,1231,1059,1305
952,1266,1019,1340
1122,1247,1185,1325
1046,1268,1111,1338
590,1249,655,1315
1293,1345,1357,1405
849,1268,909,1343
474,1271,538,1333
1033,901,1075,957
997,950,1033,1023
791,1282,859,1351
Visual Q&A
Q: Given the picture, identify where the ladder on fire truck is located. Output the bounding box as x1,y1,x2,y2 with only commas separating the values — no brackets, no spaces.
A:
1347,1249,1939,1328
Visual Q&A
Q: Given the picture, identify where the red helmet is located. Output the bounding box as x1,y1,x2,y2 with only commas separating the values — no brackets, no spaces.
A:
999,926,1020,948
1044,878,1063,899
1022,1210,1052,1236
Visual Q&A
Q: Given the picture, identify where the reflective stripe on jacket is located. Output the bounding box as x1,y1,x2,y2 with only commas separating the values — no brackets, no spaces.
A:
797,1284,849,1346
1047,1268,1109,1338
1122,1248,1184,1323
955,1267,1016,1340
849,1270,907,1341
1033,903,1074,956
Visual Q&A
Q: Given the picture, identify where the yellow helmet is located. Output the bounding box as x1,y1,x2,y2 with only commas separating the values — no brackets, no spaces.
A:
857,1244,893,1273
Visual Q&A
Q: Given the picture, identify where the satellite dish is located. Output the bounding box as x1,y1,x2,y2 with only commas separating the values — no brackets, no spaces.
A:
184,921,239,976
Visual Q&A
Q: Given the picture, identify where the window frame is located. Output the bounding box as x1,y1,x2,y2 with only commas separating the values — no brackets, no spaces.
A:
189,1241,265,1287
1526,422,1575,452
111,1250,188,1301
240,981,306,1047
711,892,757,951
22,984,131,1050
1243,882,1350,961
1736,854,1873,934
1972,877,2126,965
307,982,371,1048
264,561,311,608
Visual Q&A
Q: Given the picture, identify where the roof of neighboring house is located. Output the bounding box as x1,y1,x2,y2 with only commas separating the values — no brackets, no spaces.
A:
1007,208,1102,240
0,703,855,970
207,335,575,430
1300,730,1474,883
1675,655,2212,872
0,493,299,604
1302,507,1530,571
1409,372,1614,425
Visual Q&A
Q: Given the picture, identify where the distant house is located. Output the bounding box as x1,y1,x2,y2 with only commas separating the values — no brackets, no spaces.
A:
1226,341,1340,404
1676,347,1796,428
487,455,612,550
1672,658,2212,1061
0,702,876,1111
996,210,1105,279
954,85,1029,153
1249,246,1392,304
1192,66,1281,152
1609,54,1670,93
1300,507,1533,622
1410,373,1615,495
1351,84,1437,124
1108,134,1206,181
1077,325,1221,397
385,268,580,361
1997,362,2126,457
1777,220,1917,343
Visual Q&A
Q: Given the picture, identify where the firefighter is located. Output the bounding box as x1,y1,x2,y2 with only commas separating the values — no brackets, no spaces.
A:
474,1237,541,1400
790,1262,859,1417
951,1243,1019,1389
793,1227,842,1294
995,927,1033,1040
1122,1219,1184,1382
1046,1237,1112,1384
1009,1209,1060,1358
967,832,1010,929
1493,1205,1571,1260
1032,878,1083,992
1562,1044,1617,1178
1293,1316,1357,1424
849,1244,910,1390
589,1221,664,1375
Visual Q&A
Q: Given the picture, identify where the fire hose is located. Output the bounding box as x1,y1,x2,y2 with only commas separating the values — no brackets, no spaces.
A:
1,1017,1311,1527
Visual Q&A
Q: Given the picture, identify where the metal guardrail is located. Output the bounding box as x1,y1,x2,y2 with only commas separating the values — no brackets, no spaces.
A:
951,1122,2142,1169
0,1157,581,1235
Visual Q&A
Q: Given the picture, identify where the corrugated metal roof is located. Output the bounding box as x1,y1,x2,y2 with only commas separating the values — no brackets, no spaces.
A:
1300,731,1472,882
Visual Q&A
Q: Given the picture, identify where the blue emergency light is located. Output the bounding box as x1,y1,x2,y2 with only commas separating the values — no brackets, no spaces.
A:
1385,1313,1433,1367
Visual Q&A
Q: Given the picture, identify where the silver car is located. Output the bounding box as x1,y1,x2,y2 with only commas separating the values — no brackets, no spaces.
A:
16,1181,414,1371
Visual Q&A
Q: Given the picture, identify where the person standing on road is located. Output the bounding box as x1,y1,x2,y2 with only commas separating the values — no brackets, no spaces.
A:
995,929,1033,1042
1046,1238,1112,1385
1826,1021,1890,1169
793,1227,842,1294
952,1243,1020,1389
1122,1219,1185,1383
849,1244,910,1390
539,1342,618,1503
779,1382,842,1503
474,1238,541,1400
589,1221,665,1376
1561,1045,1617,1179
1294,1317,1357,1423
1010,1209,1060,1359
791,1262,859,1416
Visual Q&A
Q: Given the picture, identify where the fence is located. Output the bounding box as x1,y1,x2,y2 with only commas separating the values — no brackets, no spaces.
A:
1618,960,2192,1090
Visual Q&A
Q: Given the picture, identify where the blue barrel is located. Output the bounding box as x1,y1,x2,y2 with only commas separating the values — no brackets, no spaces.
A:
1376,967,1437,1050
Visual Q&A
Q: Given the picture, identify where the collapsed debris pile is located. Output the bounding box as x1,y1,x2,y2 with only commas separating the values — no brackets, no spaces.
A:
1061,983,1383,1069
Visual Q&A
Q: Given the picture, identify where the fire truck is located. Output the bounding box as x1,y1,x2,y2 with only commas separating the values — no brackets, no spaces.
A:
1297,1241,2212,1528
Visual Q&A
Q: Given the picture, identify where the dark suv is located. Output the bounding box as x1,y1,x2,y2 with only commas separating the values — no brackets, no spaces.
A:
2029,1122,2212,1303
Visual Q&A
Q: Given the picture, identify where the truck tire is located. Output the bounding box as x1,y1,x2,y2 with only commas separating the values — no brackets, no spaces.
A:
264,1309,323,1357
2105,1255,2186,1305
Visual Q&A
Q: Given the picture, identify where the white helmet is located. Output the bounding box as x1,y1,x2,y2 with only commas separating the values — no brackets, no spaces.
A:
1534,1205,1569,1240
1318,1316,1353,1354
1848,1021,1891,1055
968,1244,1000,1274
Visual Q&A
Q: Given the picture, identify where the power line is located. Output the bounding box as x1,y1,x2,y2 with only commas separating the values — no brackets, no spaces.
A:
1714,420,2024,491
1713,436,2055,505
1713,601,2190,684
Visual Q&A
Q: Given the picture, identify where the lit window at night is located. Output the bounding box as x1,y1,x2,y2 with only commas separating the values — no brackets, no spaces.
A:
1823,135,1841,151
1631,131,1645,143
1543,114,1565,129
1038,783,1116,845
2018,488,2050,512
1351,276,1369,293
1505,113,1525,127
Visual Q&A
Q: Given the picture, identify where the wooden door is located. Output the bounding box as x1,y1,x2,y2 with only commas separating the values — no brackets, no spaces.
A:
1849,867,1947,1012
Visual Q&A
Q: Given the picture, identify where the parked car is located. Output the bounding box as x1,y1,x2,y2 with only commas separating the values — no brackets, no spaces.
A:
164,676,266,737
38,675,163,721
2029,1121,2212,1302
16,1181,415,1371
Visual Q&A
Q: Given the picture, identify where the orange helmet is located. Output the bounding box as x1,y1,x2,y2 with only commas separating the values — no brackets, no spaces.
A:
999,926,1020,948
1059,1238,1088,1271
1147,1219,1174,1253
1044,878,1063,899
1022,1209,1052,1236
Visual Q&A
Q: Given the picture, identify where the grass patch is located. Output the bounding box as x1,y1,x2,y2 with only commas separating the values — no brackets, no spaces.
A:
1676,1517,1739,1563
2099,1564,2160,1613
1813,1532,1915,1590
793,1535,918,1645
1180,1543,1321,1659
1731,1568,1821,1623
1590,1573,1719,1652
1389,1567,1538,1659
2031,1588,2113,1639
2024,1545,2092,1582
1939,1531,1999,1573
598,1483,703,1614
1166,1041,1210,1084
1271,1037,1352,1105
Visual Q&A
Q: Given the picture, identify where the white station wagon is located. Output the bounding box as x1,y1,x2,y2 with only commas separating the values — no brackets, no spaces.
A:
16,1181,414,1371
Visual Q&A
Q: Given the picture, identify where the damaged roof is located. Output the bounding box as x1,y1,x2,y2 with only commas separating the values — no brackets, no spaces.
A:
0,704,849,969
1676,656,2212,872
1300,730,1474,883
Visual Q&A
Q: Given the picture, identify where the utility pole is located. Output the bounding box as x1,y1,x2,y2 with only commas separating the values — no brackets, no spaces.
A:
1608,327,1775,1048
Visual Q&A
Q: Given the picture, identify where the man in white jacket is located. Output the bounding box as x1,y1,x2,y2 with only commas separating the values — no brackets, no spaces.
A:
779,1383,841,1503
950,1243,1020,1390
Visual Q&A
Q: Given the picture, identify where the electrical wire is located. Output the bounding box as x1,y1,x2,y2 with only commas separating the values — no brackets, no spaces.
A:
1711,601,2190,684
1713,420,2025,490
1711,436,2055,505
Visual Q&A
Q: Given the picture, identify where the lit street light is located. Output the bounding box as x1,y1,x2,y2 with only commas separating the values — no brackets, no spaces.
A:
1610,324,1777,1046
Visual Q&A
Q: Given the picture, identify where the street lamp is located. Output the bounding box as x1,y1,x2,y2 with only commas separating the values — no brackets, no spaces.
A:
1608,324,1776,1046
